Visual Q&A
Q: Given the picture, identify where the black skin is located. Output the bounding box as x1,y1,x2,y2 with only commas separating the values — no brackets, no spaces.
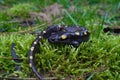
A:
42,25,90,47
29,25,90,80
103,27,120,34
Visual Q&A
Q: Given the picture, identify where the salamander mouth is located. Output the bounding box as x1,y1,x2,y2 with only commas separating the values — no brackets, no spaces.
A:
48,38,58,42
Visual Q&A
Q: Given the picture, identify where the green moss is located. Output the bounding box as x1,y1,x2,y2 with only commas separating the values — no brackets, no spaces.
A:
0,33,120,79
7,3,35,18
0,11,10,21
0,34,34,77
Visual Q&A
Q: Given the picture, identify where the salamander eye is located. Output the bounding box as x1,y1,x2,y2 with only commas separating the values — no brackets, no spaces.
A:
61,34,67,39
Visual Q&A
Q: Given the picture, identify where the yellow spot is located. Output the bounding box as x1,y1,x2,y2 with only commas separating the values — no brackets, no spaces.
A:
30,56,33,59
34,41,37,44
75,31,80,35
39,36,42,39
29,63,32,67
31,47,34,51
84,32,87,35
43,31,46,34
61,35,67,39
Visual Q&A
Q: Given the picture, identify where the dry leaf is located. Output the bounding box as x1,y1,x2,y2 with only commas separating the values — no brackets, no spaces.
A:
30,12,52,23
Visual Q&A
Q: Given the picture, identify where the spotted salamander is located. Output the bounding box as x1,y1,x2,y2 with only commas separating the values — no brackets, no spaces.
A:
28,25,90,80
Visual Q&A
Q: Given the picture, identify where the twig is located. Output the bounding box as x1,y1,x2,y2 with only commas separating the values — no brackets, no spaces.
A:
0,17,63,36
0,77,59,80
0,56,26,60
